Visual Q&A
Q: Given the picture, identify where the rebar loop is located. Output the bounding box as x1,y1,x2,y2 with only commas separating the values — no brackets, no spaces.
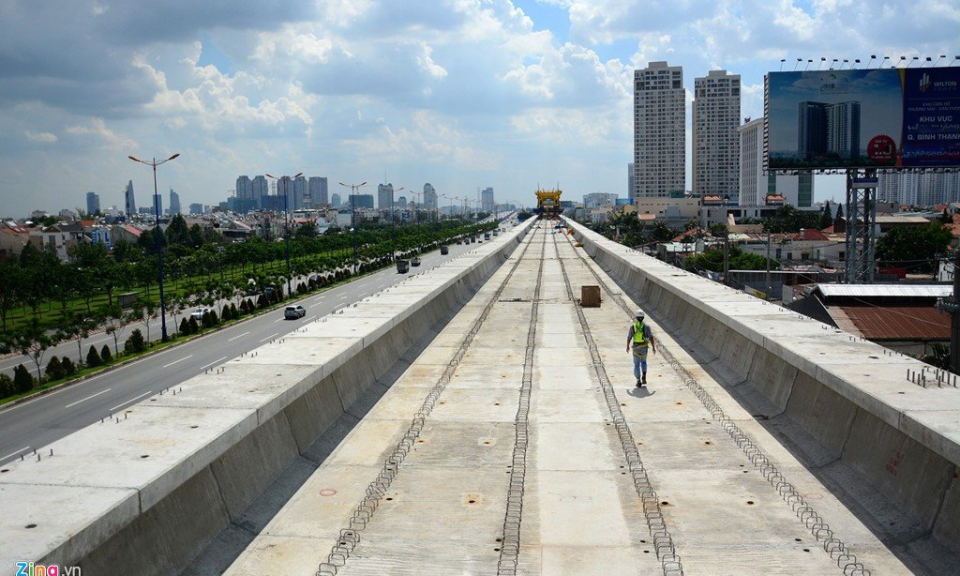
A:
553,233,684,576
561,231,870,576
316,226,541,576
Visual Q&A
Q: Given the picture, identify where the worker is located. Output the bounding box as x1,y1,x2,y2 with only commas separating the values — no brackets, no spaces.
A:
626,309,657,387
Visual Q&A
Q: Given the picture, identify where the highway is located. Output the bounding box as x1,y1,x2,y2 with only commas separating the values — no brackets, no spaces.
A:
0,237,496,466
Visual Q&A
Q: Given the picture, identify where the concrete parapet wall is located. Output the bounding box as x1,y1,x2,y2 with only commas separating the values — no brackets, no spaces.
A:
0,218,534,576
564,218,960,565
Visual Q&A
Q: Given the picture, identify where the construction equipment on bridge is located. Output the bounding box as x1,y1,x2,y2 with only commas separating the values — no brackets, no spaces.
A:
580,285,602,307
535,188,562,219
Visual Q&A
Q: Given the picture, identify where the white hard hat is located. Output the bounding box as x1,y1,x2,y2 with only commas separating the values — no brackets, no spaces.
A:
636,309,645,319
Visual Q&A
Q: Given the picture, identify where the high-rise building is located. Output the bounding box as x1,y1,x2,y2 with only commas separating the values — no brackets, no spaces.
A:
627,164,635,198
423,184,438,210
291,175,307,210
189,203,204,215
352,194,375,209
169,189,181,215
124,180,136,215
693,70,740,202
739,117,814,208
634,61,686,199
878,172,960,207
308,177,329,207
481,187,495,212
798,101,861,161
377,183,394,210
583,193,618,209
236,176,254,200
331,193,341,208
252,175,268,207
86,192,100,215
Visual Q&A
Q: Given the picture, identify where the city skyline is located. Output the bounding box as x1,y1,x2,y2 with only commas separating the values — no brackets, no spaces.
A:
1,0,957,217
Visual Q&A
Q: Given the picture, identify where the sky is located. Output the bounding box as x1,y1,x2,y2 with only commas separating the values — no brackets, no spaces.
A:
1,0,958,218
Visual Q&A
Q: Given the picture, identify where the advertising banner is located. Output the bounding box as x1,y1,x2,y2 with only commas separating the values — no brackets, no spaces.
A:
765,68,960,170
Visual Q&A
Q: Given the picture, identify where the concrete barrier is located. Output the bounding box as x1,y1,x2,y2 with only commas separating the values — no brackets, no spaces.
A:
0,218,535,576
564,217,960,569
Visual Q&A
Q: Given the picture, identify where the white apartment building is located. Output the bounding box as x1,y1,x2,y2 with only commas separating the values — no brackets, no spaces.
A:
634,61,686,199
423,183,438,210
308,177,328,207
693,70,741,202
481,187,495,212
739,117,814,208
877,172,960,207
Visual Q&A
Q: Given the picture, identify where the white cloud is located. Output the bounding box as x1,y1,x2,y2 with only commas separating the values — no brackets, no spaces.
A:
64,118,136,150
24,131,58,143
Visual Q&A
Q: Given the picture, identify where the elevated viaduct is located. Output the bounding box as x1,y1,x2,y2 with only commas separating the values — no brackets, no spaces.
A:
2,217,959,576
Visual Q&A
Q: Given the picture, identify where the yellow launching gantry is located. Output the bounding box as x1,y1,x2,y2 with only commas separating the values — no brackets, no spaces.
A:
534,188,562,219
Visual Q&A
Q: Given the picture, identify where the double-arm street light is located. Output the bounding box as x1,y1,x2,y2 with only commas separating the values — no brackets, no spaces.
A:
338,182,368,267
128,152,179,342
266,172,303,298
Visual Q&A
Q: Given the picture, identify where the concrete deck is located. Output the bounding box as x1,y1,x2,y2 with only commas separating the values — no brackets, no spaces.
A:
223,226,917,576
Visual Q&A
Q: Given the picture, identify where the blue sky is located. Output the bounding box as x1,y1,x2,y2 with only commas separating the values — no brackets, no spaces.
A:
0,0,957,217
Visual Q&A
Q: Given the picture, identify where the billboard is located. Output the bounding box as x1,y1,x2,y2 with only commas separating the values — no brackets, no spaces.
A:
765,68,960,170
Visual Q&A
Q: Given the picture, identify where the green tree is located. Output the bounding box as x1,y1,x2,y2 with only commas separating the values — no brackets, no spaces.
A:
86,345,102,367
124,329,147,354
45,356,65,381
13,364,34,394
0,259,23,332
100,344,113,363
165,214,190,246
876,222,952,273
296,222,318,239
0,373,15,398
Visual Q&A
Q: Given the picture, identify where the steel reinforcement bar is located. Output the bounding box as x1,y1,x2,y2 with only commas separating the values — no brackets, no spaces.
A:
560,230,871,576
316,225,541,576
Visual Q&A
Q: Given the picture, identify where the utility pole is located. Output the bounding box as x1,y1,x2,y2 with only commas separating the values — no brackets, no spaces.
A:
765,231,772,298
936,252,960,373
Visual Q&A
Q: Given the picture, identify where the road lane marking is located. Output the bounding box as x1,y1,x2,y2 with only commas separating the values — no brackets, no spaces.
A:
65,389,112,409
200,357,227,370
162,355,193,369
228,331,250,342
110,391,153,412
339,294,348,299
302,316,314,322
309,302,324,308
274,318,284,323
0,446,30,462
260,333,279,343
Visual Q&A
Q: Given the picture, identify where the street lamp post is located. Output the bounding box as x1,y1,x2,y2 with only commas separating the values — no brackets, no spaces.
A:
128,152,179,342
339,182,368,271
266,172,303,299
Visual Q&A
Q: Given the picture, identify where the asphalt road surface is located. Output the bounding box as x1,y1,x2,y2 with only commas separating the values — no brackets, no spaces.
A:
0,235,505,466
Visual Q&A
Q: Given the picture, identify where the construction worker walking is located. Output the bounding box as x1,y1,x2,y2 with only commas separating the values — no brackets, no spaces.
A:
626,309,657,387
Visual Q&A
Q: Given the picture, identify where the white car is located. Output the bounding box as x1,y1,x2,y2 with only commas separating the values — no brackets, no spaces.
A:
284,305,306,319
189,307,209,321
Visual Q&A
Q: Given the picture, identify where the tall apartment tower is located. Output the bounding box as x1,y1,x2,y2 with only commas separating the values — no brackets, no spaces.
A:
378,183,394,210
308,177,329,207
252,175,268,207
423,184,438,210
739,117,813,208
481,187,495,212
331,193,341,208
693,70,741,202
124,180,136,215
169,189,181,215
878,172,960,206
634,61,685,198
86,192,100,215
236,176,253,200
293,175,307,210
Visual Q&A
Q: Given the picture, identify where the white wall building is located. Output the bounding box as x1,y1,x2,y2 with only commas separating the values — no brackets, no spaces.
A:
693,70,741,202
634,61,686,199
739,117,814,208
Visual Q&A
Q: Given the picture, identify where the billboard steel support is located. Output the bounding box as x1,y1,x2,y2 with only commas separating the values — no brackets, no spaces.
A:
844,169,878,284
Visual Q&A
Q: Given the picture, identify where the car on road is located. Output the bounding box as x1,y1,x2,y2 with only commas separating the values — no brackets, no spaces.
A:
396,259,410,273
412,256,422,266
440,245,450,254
284,305,306,319
190,307,210,321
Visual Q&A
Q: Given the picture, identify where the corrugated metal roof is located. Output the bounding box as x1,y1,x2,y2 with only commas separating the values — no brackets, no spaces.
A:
815,284,950,299
829,305,950,340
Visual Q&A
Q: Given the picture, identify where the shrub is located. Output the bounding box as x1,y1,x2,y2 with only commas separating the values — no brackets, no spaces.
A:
231,303,239,318
86,345,102,368
257,294,268,309
61,357,77,376
13,365,33,394
220,305,232,321
188,316,200,333
180,317,192,335
124,329,146,354
0,373,15,399
45,356,65,381
100,345,113,363
202,310,218,329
